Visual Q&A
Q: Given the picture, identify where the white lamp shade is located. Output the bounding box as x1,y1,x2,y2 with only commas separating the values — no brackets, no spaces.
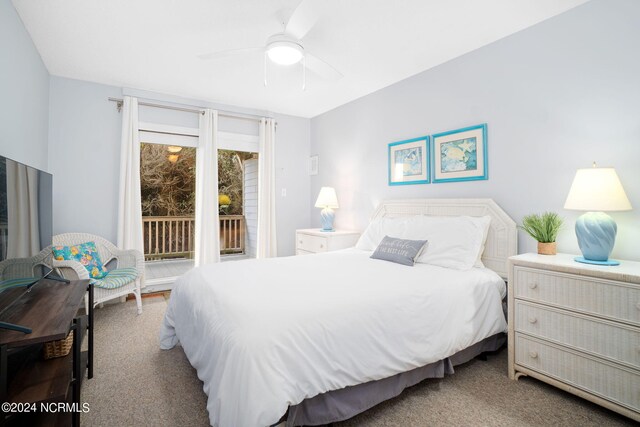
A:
564,167,632,211
315,187,339,208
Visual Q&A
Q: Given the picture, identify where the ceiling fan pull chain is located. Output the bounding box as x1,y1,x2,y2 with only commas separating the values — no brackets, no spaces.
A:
263,51,268,87
302,55,306,91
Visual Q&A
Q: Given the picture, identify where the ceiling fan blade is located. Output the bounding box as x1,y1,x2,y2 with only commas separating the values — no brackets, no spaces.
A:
198,47,263,61
285,0,324,40
305,53,343,81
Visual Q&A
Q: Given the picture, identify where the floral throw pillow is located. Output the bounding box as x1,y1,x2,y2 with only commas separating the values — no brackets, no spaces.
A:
52,241,108,279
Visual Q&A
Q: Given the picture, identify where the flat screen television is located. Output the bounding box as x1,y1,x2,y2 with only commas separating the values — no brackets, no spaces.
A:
0,155,56,333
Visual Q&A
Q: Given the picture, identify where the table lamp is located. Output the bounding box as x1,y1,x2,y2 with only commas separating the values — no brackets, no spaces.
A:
315,187,339,232
563,164,632,265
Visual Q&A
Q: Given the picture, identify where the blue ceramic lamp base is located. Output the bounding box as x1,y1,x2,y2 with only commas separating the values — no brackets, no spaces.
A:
574,211,619,266
320,207,335,232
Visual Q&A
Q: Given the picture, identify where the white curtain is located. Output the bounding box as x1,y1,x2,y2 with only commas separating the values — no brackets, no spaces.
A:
257,118,277,258
194,109,221,266
6,160,40,258
117,97,145,263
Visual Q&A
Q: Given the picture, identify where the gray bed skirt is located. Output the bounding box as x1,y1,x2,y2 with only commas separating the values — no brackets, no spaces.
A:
285,333,506,426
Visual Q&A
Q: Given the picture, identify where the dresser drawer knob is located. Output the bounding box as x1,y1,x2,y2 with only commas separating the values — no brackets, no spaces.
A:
528,317,537,324
320,244,324,248
529,351,538,359
528,283,538,290
299,240,303,244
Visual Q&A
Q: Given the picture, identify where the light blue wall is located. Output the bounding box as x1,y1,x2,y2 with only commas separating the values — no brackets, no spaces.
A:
310,0,640,261
48,77,310,255
273,113,311,256
0,0,50,171
48,77,123,240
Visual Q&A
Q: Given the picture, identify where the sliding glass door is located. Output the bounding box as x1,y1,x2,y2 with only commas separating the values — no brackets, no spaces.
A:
140,142,197,282
139,137,258,286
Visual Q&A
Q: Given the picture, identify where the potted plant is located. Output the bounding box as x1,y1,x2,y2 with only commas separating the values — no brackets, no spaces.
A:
519,212,563,255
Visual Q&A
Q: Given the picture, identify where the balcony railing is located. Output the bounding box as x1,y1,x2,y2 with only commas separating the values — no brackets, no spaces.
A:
142,215,245,261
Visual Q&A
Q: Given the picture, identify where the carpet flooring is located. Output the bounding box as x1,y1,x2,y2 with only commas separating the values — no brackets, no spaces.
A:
81,297,636,427
81,296,209,427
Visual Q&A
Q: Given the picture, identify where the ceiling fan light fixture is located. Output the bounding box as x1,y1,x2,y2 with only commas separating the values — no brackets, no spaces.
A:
266,34,303,65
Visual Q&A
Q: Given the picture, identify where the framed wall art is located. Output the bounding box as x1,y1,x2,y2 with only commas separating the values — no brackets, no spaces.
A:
388,136,430,186
432,124,487,183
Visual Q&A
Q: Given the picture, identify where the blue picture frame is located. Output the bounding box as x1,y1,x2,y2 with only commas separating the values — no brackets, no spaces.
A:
431,124,488,183
388,136,430,186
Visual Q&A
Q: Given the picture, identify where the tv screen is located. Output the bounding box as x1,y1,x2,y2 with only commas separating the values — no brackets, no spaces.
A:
0,155,53,264
0,156,55,333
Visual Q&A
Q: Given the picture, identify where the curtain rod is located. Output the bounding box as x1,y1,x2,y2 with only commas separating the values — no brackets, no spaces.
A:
107,97,272,123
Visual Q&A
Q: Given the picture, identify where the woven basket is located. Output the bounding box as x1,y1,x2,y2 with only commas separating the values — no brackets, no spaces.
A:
43,332,73,359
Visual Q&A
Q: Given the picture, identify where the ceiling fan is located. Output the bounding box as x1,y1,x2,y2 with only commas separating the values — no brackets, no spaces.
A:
198,0,342,89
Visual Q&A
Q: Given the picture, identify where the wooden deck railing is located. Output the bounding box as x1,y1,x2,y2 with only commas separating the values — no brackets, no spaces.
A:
142,215,245,260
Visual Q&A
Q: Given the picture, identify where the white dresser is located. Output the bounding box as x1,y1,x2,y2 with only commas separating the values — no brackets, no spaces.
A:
508,253,640,421
295,229,360,255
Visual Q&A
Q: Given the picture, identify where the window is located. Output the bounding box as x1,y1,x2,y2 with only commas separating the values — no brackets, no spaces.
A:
138,125,260,285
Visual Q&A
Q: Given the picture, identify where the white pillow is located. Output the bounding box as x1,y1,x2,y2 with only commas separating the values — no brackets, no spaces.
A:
356,215,489,271
471,216,492,268
355,216,413,250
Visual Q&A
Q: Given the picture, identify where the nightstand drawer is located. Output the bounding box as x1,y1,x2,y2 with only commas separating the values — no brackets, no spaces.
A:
297,233,328,253
515,301,640,368
515,333,640,412
514,266,640,326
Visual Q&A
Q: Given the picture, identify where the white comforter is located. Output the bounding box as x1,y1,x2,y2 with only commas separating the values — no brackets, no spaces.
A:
159,249,507,427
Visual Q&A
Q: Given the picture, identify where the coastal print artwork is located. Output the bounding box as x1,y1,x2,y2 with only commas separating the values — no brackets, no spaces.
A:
432,124,487,183
440,137,477,172
388,136,430,185
395,146,423,176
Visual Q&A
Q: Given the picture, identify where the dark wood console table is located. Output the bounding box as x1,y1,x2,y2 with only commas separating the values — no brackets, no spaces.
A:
0,279,94,427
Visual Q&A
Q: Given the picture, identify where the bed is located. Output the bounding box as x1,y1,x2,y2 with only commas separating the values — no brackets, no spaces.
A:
159,198,517,427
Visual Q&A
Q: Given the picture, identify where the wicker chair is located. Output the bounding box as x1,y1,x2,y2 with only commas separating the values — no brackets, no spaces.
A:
0,247,54,280
52,233,143,315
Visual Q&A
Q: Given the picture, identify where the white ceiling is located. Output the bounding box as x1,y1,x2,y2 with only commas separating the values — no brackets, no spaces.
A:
13,0,588,118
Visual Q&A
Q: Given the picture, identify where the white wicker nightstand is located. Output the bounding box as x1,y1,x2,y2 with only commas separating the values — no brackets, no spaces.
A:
295,229,360,255
507,253,640,422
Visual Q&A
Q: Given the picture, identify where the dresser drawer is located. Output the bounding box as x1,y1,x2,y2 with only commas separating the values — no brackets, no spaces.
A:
296,233,328,253
515,333,640,412
514,266,640,326
515,301,640,368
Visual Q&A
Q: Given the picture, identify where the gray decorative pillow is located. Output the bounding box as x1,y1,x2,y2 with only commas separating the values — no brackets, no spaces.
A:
370,236,428,266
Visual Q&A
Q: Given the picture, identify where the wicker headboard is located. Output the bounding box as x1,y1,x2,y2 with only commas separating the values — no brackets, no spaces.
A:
370,199,517,279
